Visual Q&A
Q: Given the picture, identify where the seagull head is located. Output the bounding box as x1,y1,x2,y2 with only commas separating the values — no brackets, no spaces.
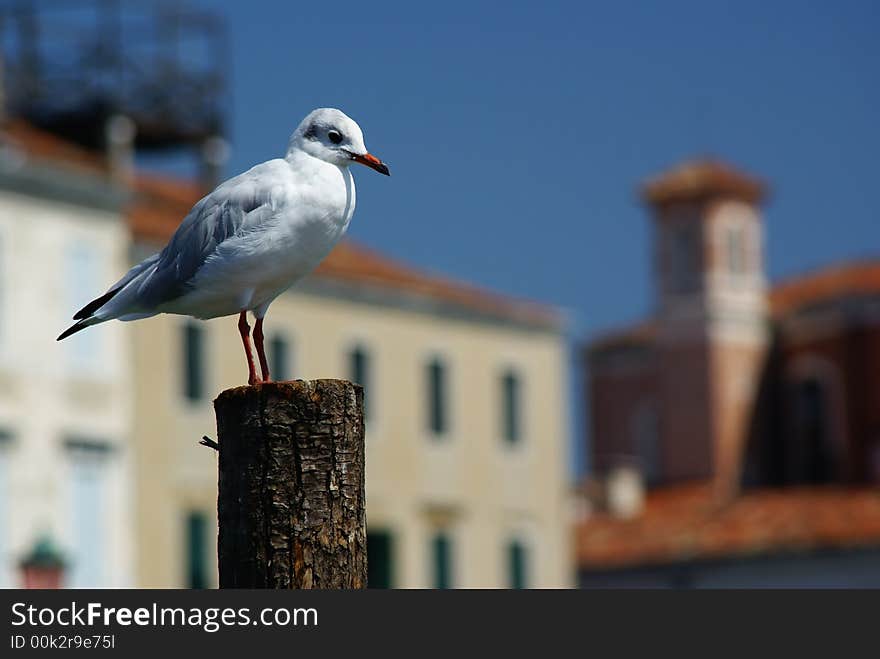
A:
289,108,390,176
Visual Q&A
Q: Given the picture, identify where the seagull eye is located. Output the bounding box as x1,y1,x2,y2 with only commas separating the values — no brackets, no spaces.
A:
328,130,343,145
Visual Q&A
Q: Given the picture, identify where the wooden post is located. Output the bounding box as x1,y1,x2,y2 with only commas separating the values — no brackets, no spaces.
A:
214,379,366,589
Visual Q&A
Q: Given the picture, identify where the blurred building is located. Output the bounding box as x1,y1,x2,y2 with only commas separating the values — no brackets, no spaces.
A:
0,1,573,590
129,178,572,588
579,160,880,587
0,121,136,587
0,120,573,589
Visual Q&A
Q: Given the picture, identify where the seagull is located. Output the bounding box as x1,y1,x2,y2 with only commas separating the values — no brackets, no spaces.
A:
58,108,390,385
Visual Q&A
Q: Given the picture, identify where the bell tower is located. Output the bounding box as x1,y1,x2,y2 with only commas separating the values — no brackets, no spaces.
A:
643,160,769,497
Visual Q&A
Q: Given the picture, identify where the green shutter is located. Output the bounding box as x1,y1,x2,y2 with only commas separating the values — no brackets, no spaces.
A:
502,370,521,444
183,323,204,401
349,346,370,421
186,512,208,589
427,359,447,435
508,540,527,589
432,532,452,589
270,334,289,381
366,530,393,588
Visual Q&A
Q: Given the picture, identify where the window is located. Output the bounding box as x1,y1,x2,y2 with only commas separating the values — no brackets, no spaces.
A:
632,402,661,485
270,334,290,381
67,439,110,587
183,322,204,401
793,378,836,484
186,511,208,589
366,530,393,588
726,225,746,276
431,532,453,589
501,369,522,444
65,243,102,369
426,358,449,436
507,540,528,589
349,345,371,421
667,225,698,293
870,443,880,485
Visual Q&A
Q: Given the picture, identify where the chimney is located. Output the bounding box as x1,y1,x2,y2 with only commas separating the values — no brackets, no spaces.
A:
200,135,229,190
105,114,136,183
605,464,645,519
642,159,770,502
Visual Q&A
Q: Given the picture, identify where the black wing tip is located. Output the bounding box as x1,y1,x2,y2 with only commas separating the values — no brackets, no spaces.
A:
57,321,88,341
73,288,120,320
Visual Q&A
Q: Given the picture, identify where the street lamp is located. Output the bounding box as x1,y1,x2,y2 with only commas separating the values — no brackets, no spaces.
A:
20,535,66,589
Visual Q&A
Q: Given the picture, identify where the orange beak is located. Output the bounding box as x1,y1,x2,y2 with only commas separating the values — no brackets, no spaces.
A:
351,152,390,176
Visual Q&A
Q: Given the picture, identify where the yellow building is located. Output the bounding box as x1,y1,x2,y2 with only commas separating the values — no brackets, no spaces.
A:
129,178,574,589
0,122,573,588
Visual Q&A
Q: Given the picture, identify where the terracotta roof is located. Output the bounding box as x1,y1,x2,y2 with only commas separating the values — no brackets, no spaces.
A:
314,242,561,326
1,119,561,328
577,482,880,571
1,119,109,176
588,321,657,354
128,176,562,328
771,259,880,317
587,256,880,350
127,173,207,243
642,159,767,207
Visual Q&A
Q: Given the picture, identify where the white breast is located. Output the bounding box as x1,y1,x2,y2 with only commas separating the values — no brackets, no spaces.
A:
170,160,357,318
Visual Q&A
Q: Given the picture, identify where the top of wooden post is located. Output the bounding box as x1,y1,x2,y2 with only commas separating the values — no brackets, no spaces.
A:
214,379,366,589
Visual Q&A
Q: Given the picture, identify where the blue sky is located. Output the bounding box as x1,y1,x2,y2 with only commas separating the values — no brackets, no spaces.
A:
197,0,878,336
186,1,877,472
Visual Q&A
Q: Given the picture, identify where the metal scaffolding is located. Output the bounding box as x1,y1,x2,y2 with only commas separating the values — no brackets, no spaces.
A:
0,0,229,152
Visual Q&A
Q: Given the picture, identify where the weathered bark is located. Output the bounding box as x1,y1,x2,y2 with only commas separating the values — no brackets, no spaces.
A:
215,379,366,589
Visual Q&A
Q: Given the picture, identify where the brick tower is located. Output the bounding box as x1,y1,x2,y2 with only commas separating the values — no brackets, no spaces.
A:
642,160,769,498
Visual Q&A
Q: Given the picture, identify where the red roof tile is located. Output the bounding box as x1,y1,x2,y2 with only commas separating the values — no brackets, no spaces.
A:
2,119,110,176
588,321,657,354
771,259,880,316
127,177,562,328
588,257,880,353
127,173,206,243
3,120,561,327
642,159,767,207
577,482,880,570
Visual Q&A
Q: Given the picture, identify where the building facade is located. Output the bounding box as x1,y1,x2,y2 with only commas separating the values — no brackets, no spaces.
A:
0,122,136,587
0,121,573,589
589,160,772,495
128,178,573,589
579,159,880,586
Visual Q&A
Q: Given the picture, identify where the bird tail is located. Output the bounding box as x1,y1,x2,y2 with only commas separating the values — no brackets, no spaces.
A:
57,252,162,342
57,286,124,341
72,286,123,320
57,315,105,341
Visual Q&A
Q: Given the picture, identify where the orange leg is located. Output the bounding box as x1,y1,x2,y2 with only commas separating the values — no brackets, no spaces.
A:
254,317,271,383
238,311,258,386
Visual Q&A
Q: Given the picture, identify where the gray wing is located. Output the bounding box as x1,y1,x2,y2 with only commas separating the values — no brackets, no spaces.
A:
70,163,286,324
133,167,281,308
73,252,160,319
